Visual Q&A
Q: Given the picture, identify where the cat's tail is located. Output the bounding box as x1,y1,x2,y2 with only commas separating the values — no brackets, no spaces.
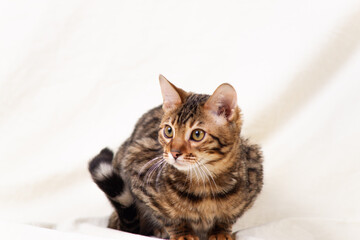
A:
88,148,139,233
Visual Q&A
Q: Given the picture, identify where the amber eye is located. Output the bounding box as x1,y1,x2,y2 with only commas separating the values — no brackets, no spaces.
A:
164,125,173,138
191,129,205,141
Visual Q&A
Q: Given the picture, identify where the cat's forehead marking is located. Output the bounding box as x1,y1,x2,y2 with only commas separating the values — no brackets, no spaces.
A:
176,94,209,125
192,121,204,128
170,116,177,125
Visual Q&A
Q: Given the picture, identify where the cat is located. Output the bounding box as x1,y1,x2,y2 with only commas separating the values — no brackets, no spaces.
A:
88,75,263,240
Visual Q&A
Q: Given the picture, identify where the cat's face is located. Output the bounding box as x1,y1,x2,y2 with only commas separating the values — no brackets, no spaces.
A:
158,75,242,172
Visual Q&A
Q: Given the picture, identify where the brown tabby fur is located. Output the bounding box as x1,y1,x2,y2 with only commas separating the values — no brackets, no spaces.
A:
107,78,263,240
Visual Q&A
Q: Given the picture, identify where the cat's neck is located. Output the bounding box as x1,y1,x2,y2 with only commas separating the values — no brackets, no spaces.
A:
205,136,242,176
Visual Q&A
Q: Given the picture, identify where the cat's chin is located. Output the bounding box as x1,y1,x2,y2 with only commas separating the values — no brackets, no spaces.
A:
166,158,196,171
172,162,196,171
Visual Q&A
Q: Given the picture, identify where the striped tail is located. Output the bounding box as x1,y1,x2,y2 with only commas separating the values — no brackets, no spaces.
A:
88,148,139,233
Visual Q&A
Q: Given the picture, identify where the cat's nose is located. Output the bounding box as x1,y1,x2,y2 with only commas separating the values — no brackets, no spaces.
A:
170,150,182,160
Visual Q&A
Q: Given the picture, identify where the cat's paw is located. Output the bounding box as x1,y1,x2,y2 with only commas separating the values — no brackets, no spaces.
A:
170,234,199,240
209,233,233,240
153,228,169,238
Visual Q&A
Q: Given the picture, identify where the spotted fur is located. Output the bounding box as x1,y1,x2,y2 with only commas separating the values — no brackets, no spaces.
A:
89,76,263,240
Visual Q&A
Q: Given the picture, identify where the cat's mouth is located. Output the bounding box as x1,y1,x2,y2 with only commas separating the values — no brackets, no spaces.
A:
165,154,197,171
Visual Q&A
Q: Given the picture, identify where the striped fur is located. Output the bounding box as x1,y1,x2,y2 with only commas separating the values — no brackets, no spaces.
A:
89,78,263,240
88,148,140,234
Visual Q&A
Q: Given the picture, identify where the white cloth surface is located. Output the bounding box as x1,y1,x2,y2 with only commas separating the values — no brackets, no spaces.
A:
1,0,360,239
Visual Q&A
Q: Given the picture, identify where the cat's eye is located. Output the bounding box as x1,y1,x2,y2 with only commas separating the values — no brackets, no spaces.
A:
163,125,173,138
191,129,205,142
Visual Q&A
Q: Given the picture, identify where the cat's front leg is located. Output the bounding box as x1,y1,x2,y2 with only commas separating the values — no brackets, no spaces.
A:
208,222,233,240
165,222,199,240
170,234,199,240
208,233,233,240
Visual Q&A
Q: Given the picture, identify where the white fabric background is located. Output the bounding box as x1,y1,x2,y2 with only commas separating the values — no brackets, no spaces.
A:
1,0,360,239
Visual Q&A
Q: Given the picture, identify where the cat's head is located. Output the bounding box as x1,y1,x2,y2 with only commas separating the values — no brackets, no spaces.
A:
158,75,242,172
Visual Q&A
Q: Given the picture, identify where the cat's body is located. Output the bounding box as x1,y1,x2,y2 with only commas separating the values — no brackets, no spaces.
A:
89,76,263,240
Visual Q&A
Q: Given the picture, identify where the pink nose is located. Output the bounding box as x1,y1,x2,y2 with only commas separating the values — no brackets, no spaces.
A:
171,151,182,160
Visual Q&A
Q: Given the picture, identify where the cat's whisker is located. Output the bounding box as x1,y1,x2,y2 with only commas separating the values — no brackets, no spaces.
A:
193,164,201,183
201,167,214,197
139,158,162,188
155,160,167,190
196,165,204,186
183,166,192,189
199,163,217,199
146,159,165,186
197,162,211,191
194,160,219,198
146,164,158,186
189,165,193,186
195,161,208,193
138,156,162,177
200,162,219,193
143,158,162,185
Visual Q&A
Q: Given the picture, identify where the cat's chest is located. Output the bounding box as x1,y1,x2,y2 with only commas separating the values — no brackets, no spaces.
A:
166,193,236,232
193,198,222,216
160,183,236,221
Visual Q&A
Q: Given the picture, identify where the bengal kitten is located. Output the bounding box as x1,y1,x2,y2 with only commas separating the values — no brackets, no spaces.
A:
89,75,263,240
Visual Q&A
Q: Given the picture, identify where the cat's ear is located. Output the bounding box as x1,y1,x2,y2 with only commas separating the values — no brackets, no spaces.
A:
159,75,187,112
205,83,238,121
